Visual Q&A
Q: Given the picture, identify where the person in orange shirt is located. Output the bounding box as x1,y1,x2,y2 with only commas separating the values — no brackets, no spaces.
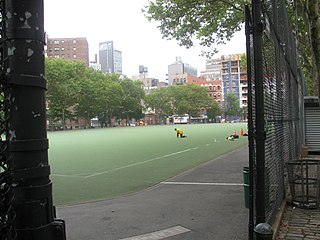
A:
174,128,187,138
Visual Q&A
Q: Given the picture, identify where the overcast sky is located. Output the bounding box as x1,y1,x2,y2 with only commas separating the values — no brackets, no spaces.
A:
44,0,246,81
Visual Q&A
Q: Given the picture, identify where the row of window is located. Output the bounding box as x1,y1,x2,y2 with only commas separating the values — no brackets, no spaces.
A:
209,93,222,98
50,39,77,45
172,78,186,83
48,47,77,52
208,85,221,91
54,54,77,59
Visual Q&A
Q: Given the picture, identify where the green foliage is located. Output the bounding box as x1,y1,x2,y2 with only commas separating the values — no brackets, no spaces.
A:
144,0,246,56
46,58,86,128
119,79,145,126
144,0,320,96
144,87,173,123
240,53,247,70
207,101,222,122
146,84,210,120
225,92,240,116
45,58,145,128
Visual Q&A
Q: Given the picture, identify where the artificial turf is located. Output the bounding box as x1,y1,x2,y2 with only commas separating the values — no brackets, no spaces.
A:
48,123,248,205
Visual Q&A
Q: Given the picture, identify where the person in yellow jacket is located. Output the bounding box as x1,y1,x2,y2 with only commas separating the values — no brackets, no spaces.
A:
174,128,187,138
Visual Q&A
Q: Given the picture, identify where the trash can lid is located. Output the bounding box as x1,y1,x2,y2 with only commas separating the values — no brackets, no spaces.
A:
254,223,273,235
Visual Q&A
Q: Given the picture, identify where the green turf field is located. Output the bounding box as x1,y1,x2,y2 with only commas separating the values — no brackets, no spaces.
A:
49,123,248,205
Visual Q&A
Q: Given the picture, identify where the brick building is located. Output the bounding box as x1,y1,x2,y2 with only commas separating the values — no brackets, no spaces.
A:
46,37,89,66
188,77,223,107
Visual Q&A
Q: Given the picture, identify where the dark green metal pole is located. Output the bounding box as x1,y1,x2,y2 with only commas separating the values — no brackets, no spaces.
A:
245,5,254,240
2,0,66,239
252,0,266,225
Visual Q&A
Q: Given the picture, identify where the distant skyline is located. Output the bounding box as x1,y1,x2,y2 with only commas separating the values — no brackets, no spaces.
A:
44,0,246,81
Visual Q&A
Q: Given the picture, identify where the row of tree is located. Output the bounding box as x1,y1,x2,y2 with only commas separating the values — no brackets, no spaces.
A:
46,58,145,129
45,58,241,129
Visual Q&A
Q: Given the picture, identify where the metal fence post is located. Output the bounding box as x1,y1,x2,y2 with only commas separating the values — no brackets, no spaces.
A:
1,0,66,239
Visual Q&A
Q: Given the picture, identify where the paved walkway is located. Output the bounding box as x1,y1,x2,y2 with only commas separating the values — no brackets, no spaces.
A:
275,204,320,240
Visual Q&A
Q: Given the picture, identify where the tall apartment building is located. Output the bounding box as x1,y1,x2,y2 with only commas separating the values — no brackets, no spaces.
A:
200,54,248,109
168,57,197,85
221,54,247,109
99,41,122,74
201,58,222,81
46,37,89,66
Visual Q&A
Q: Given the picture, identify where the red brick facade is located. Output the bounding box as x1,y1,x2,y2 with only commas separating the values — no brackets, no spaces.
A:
46,37,89,66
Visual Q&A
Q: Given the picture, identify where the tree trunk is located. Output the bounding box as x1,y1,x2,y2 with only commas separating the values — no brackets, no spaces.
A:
309,1,320,96
62,108,66,130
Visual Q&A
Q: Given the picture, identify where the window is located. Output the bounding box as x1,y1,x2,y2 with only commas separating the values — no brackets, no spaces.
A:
73,40,77,44
73,47,76,51
61,47,65,51
73,54,77,58
54,55,60,58
54,40,59,44
54,47,60,51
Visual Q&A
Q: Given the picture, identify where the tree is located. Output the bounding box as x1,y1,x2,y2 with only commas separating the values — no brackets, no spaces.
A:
74,69,108,127
168,84,210,122
45,58,86,129
119,79,145,126
207,101,222,122
144,87,173,124
178,84,210,118
95,75,123,127
225,92,240,117
144,0,320,96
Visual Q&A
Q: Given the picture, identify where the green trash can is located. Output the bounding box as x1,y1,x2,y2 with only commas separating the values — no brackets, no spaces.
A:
243,166,250,208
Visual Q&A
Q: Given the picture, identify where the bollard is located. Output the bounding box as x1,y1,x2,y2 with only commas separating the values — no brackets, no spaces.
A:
254,223,273,240
243,166,250,208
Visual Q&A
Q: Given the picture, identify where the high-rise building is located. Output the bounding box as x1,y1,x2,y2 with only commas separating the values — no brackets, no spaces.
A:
221,54,247,109
46,37,89,66
168,57,197,85
200,54,248,109
99,41,122,74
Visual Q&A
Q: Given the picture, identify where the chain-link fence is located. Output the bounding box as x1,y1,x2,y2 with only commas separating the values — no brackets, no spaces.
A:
246,0,305,237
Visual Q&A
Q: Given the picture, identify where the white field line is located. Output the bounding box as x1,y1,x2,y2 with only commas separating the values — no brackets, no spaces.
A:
85,147,199,179
162,181,243,186
118,225,191,240
51,173,86,178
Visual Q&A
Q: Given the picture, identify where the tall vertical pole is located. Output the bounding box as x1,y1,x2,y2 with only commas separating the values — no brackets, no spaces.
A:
245,5,254,240
2,0,66,239
252,0,266,225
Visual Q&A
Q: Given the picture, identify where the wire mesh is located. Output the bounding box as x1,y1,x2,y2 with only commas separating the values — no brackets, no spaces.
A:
247,0,304,228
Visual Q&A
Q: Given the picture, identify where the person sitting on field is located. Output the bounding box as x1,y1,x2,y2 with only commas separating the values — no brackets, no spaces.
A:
227,135,235,141
174,128,187,138
232,129,239,138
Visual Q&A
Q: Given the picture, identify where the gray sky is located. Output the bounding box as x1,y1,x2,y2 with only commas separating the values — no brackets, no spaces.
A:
44,0,246,81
